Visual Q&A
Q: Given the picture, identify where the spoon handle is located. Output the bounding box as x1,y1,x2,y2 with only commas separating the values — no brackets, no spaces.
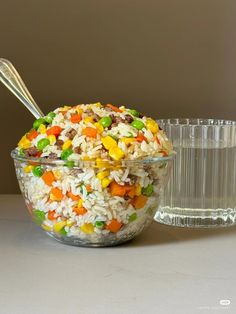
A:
0,58,44,119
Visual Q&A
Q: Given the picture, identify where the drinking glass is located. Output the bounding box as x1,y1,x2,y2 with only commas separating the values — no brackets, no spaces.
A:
155,118,236,227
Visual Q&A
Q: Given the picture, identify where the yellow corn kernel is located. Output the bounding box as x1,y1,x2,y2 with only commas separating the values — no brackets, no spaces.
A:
95,102,102,107
41,223,52,232
66,219,74,227
38,124,47,134
24,165,34,173
96,158,109,168
96,170,109,180
102,136,117,150
62,140,72,150
53,221,67,233
81,223,94,234
77,199,83,208
135,184,142,196
146,118,159,134
48,135,56,145
111,164,121,170
76,107,83,115
63,105,71,110
83,156,92,161
53,170,62,180
94,122,104,134
49,194,57,202
18,135,31,149
84,117,94,123
108,147,125,161
101,177,112,188
121,137,135,145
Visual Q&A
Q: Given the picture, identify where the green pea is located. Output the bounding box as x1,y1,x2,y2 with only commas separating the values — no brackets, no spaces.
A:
33,209,45,225
65,160,75,168
60,227,68,236
126,132,134,138
95,221,105,229
142,184,154,196
37,138,50,151
19,148,25,156
128,212,137,222
32,166,44,177
129,109,140,117
131,120,145,130
45,112,56,124
61,148,73,160
33,118,45,130
99,116,112,128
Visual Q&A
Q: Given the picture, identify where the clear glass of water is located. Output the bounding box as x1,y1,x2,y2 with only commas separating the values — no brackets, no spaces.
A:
155,118,236,227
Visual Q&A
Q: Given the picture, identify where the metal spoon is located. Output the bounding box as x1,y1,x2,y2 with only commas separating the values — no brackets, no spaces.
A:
0,58,44,119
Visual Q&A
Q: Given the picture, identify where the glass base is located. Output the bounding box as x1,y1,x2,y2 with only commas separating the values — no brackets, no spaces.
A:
46,231,133,247
155,206,236,228
44,216,152,247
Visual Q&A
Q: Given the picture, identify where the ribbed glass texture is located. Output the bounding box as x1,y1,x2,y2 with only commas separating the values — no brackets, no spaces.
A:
155,119,236,227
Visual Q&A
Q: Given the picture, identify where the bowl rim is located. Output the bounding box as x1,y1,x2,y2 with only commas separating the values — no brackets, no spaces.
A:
157,118,236,127
11,148,175,167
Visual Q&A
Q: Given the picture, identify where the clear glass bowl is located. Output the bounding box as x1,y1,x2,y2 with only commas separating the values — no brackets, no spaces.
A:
155,118,236,227
11,149,174,247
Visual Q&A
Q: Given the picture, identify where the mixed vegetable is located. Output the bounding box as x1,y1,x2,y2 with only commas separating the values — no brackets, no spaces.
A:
15,103,172,242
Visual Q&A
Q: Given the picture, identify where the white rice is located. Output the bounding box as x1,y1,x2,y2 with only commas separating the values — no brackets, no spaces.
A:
16,103,173,243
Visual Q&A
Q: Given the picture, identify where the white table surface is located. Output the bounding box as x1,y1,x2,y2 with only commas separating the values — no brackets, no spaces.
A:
0,195,236,314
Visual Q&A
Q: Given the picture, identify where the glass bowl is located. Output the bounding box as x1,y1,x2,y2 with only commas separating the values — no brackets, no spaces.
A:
155,118,236,228
11,149,174,247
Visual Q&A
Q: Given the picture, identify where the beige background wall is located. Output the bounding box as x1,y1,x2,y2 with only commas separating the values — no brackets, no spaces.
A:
1,0,236,193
